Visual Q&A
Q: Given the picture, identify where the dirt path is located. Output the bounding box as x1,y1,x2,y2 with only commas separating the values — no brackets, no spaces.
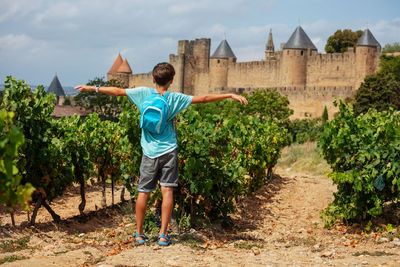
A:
1,171,399,266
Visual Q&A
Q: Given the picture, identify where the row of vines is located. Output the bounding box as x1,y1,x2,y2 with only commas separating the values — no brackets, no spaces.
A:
319,100,400,226
0,76,290,227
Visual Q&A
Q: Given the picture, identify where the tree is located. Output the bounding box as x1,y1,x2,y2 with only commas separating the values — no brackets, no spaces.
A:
382,42,400,53
322,106,329,124
193,88,293,122
354,54,400,115
354,72,400,115
380,54,400,81
325,29,363,53
74,77,126,121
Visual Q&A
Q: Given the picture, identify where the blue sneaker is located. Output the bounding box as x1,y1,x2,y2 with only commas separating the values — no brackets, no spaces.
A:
158,233,171,246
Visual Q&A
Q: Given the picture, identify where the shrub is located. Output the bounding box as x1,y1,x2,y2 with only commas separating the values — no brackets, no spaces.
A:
0,77,74,224
319,100,400,226
287,118,323,144
0,111,35,225
174,107,290,225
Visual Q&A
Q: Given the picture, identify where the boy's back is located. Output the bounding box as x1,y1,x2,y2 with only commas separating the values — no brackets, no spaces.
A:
125,86,192,158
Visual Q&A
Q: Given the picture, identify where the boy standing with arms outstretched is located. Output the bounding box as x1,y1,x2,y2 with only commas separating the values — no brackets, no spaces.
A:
75,62,247,246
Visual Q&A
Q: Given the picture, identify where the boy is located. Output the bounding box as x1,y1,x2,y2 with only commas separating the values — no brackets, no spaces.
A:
75,62,247,246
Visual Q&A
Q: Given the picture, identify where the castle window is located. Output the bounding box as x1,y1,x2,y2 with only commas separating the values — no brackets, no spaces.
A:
287,51,289,55
217,59,220,64
301,51,304,56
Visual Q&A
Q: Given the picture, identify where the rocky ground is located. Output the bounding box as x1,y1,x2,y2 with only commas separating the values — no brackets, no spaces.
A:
0,169,399,266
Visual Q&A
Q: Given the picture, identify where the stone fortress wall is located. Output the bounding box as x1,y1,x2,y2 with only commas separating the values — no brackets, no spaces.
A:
107,27,381,119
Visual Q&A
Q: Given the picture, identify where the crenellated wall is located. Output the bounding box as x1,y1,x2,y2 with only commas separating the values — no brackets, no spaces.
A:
194,71,210,95
128,73,153,88
107,73,130,88
228,85,354,118
227,59,280,88
306,49,357,87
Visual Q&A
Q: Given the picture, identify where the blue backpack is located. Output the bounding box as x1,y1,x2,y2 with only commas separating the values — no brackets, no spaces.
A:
140,89,170,134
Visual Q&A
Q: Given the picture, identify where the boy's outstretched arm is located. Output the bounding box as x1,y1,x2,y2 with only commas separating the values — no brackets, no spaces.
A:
74,85,126,96
192,94,247,105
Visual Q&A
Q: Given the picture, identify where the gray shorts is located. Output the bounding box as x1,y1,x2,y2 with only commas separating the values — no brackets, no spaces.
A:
137,149,179,192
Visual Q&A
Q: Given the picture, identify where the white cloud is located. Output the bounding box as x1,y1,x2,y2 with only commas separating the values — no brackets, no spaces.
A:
208,24,228,38
0,0,43,22
0,34,32,50
235,45,264,62
372,17,400,46
160,37,175,46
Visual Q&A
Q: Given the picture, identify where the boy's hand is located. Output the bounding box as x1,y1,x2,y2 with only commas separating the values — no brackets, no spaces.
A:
231,94,248,105
74,85,94,92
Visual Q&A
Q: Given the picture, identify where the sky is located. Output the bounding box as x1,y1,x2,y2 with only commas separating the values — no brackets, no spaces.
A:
1,0,399,88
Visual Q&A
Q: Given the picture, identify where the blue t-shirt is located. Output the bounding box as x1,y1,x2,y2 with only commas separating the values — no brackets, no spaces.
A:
126,87,193,158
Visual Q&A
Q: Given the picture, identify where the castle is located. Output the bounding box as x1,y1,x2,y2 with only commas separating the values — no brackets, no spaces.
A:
107,26,381,118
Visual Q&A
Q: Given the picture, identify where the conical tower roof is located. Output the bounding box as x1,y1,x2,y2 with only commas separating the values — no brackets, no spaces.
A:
211,39,236,59
357,29,380,48
47,74,65,96
284,26,317,50
117,59,132,74
266,29,274,52
108,54,123,74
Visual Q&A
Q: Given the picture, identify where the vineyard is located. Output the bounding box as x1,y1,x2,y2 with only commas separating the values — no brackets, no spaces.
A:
0,77,291,228
1,76,400,266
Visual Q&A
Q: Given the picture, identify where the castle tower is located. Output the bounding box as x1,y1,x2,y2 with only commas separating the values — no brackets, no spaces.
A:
280,26,317,87
355,28,381,89
209,39,236,92
170,38,211,95
265,29,275,60
113,58,132,87
47,74,66,105
107,54,123,82
108,54,123,74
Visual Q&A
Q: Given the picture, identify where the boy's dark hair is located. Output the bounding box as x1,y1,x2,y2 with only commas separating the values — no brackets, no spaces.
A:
153,62,175,86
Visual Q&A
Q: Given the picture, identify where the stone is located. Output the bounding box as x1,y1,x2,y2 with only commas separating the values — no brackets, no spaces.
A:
392,241,400,246
321,250,334,258
252,247,261,255
378,237,389,242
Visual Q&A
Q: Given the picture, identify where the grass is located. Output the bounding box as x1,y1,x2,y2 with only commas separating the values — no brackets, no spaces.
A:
234,241,264,250
0,255,29,263
0,236,30,253
275,141,331,176
178,233,206,249
353,251,396,257
277,236,317,247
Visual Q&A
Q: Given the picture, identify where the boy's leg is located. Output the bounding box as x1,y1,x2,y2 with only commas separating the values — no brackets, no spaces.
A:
136,153,158,241
136,191,151,239
159,186,174,238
